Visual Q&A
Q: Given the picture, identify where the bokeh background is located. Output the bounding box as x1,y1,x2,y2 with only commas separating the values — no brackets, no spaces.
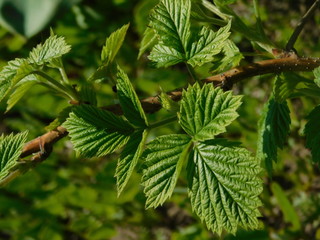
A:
0,0,320,239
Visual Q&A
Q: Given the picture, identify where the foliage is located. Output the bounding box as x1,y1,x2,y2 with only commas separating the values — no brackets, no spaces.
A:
0,0,320,239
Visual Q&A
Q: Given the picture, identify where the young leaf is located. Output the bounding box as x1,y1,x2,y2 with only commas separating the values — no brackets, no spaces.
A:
257,97,291,174
142,134,192,208
89,24,129,82
187,22,231,67
0,131,28,182
116,66,148,127
304,105,320,164
179,83,242,141
63,105,134,158
28,35,71,65
0,58,25,102
116,130,148,196
187,139,262,234
211,39,243,74
274,73,303,102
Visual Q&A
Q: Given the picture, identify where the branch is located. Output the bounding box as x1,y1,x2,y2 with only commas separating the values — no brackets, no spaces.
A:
19,55,320,161
286,0,320,51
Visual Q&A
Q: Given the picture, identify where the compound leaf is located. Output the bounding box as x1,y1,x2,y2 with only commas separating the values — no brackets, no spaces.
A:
116,66,148,127
63,105,134,158
257,97,291,174
305,105,320,164
0,131,28,182
142,134,192,208
28,34,71,65
187,139,262,234
179,83,242,141
138,27,157,59
148,44,185,68
116,130,148,196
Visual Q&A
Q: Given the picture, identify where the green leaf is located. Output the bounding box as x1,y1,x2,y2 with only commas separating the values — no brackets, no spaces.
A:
0,58,24,102
187,22,231,67
101,23,130,63
6,78,36,112
0,131,28,182
149,0,190,54
28,34,71,65
274,73,303,102
211,39,243,74
187,139,262,234
116,66,148,127
89,24,129,82
138,27,157,59
142,134,192,208
116,130,148,196
179,83,242,141
148,44,185,68
271,182,301,231
45,106,73,131
158,90,180,112
304,105,320,164
63,105,134,158
257,97,291,174
313,66,320,88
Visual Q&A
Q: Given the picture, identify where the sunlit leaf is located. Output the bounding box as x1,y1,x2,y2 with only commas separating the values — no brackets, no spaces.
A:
0,131,28,183
179,83,242,141
116,65,148,127
116,130,148,196
63,105,134,158
142,134,192,208
188,139,262,234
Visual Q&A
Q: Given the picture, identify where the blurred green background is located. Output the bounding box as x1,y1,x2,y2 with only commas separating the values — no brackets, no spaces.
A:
0,0,320,239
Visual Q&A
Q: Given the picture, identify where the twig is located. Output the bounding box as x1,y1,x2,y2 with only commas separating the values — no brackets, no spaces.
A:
286,0,320,51
20,56,320,161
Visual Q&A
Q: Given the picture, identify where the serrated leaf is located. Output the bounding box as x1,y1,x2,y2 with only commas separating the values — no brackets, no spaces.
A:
45,106,73,131
304,105,320,164
149,0,190,54
187,139,262,234
116,66,148,127
89,24,129,82
79,85,97,106
63,105,134,158
158,90,180,112
0,131,28,182
148,44,185,68
0,58,24,102
179,83,242,141
116,130,148,196
274,73,303,102
138,27,157,59
142,134,192,208
313,66,320,88
257,97,291,174
187,22,231,67
211,39,243,74
28,35,71,65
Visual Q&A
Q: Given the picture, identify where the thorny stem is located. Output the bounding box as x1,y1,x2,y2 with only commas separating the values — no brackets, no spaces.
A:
286,0,320,51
